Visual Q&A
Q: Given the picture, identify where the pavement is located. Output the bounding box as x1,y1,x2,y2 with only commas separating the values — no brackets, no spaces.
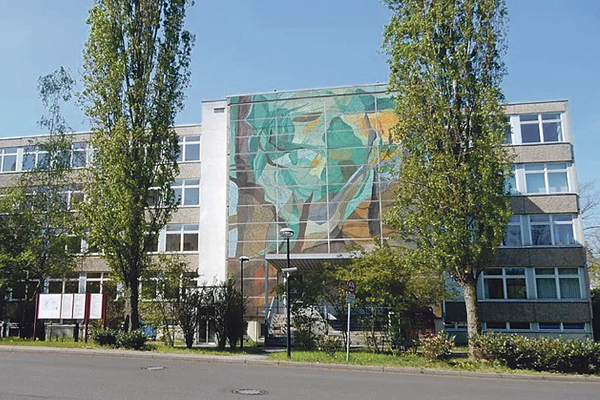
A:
1,344,600,383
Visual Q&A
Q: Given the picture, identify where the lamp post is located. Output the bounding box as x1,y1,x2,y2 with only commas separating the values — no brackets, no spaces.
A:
279,227,295,358
239,256,249,350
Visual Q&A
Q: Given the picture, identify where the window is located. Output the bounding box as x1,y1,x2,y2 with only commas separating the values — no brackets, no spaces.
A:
72,142,87,168
172,179,200,206
529,214,575,246
165,224,199,252
505,165,517,194
22,146,38,171
519,113,563,144
524,163,569,194
539,322,585,331
485,321,507,330
502,216,523,246
483,268,527,299
504,117,513,144
59,187,84,210
535,267,581,299
508,322,530,330
178,136,200,162
0,147,18,172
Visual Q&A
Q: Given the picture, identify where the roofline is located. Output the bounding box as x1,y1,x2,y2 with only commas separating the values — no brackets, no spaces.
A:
226,82,388,100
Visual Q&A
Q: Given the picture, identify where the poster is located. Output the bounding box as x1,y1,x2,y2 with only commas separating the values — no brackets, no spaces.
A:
38,294,62,319
61,294,74,319
89,294,103,319
73,294,86,319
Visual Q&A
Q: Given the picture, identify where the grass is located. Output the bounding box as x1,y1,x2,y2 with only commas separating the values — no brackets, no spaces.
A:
267,349,594,376
0,337,101,349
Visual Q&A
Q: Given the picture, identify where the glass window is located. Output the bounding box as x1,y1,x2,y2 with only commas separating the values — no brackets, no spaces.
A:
505,165,517,194
165,224,199,252
178,136,200,162
539,322,560,330
518,113,564,144
530,215,551,245
509,322,530,330
1,147,18,172
502,216,522,246
486,322,506,330
483,268,527,300
528,214,575,246
72,142,87,168
172,179,200,206
524,163,569,194
535,267,581,299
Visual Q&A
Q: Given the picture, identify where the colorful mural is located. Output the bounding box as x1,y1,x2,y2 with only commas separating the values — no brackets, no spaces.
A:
228,85,399,256
227,85,399,309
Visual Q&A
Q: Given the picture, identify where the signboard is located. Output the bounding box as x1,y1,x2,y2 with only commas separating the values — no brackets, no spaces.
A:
61,294,74,319
38,294,62,319
89,294,104,319
73,294,86,319
346,279,356,294
346,293,355,304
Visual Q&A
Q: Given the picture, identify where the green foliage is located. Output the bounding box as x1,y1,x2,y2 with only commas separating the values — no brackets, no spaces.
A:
80,0,194,331
115,330,148,350
319,335,343,357
0,68,77,331
293,313,318,350
212,279,246,350
383,0,513,354
471,333,600,374
91,328,119,346
420,332,455,360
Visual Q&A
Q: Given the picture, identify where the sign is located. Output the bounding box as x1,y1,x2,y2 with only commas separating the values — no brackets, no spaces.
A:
346,293,355,304
38,294,62,319
61,294,74,319
73,294,86,319
89,294,104,319
346,279,356,294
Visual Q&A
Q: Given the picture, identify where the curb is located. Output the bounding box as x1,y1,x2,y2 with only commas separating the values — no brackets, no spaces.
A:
2,345,600,383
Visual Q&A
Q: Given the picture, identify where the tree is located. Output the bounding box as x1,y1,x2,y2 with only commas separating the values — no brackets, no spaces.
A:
0,67,77,337
383,0,512,359
79,0,194,331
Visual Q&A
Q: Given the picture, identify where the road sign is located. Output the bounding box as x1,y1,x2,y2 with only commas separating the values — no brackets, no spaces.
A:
346,293,356,304
346,279,356,294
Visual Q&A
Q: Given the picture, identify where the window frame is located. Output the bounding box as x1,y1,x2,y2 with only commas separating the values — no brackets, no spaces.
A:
178,135,200,162
528,214,575,247
482,268,528,300
172,179,200,206
534,267,582,300
518,113,564,144
524,162,570,194
164,224,199,253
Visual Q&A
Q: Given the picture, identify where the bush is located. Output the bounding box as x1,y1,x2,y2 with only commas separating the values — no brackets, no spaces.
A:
319,335,343,356
116,330,147,350
420,332,455,360
472,333,600,374
91,329,118,346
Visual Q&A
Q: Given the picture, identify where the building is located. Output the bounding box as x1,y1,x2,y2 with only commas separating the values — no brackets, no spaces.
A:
0,84,592,341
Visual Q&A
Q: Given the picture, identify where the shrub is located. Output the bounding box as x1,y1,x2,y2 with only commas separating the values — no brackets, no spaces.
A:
472,333,600,374
420,332,455,360
116,330,147,350
91,329,118,347
319,335,343,357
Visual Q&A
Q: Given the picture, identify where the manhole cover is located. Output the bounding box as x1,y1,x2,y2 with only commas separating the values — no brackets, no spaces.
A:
231,389,269,396
142,366,167,371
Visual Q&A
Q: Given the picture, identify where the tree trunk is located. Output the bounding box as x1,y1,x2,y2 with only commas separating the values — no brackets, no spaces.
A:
123,278,140,332
461,278,481,361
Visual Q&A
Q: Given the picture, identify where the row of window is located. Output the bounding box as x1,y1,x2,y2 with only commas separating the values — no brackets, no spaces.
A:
506,162,572,195
505,113,566,145
446,321,587,332
0,136,200,174
6,272,201,301
481,267,583,300
503,214,577,247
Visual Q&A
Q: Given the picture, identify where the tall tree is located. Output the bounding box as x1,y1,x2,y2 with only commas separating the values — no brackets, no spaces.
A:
383,0,512,359
0,67,77,336
80,0,194,331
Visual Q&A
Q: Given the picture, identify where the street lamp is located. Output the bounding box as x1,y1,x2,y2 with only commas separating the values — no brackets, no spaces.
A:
239,256,249,350
279,227,295,358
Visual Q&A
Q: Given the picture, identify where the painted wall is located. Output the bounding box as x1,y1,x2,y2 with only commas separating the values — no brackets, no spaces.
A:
226,84,399,311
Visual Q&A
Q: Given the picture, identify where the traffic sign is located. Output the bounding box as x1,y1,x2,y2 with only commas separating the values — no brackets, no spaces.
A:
346,293,356,304
346,279,356,294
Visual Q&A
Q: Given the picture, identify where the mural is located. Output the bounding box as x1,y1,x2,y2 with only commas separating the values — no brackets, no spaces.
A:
227,85,399,309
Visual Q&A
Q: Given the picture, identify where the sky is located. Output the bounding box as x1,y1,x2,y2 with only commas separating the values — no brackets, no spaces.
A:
0,0,598,185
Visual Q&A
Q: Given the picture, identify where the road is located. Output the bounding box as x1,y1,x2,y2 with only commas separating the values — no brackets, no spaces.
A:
0,351,599,400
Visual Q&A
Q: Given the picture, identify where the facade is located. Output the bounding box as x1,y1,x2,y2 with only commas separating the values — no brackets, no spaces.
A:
0,84,592,341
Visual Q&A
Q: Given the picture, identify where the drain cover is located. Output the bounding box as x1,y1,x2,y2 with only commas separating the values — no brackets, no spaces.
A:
142,366,167,371
231,389,269,396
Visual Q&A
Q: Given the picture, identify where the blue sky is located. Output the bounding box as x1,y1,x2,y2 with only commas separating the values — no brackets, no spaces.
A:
0,0,598,185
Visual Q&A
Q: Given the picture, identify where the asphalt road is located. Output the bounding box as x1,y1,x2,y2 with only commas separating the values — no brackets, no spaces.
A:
1,351,599,400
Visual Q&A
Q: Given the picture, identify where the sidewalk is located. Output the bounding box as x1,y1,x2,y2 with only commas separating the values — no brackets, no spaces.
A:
1,344,600,383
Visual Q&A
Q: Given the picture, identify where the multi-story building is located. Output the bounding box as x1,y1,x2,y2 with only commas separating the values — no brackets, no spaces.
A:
0,84,592,341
